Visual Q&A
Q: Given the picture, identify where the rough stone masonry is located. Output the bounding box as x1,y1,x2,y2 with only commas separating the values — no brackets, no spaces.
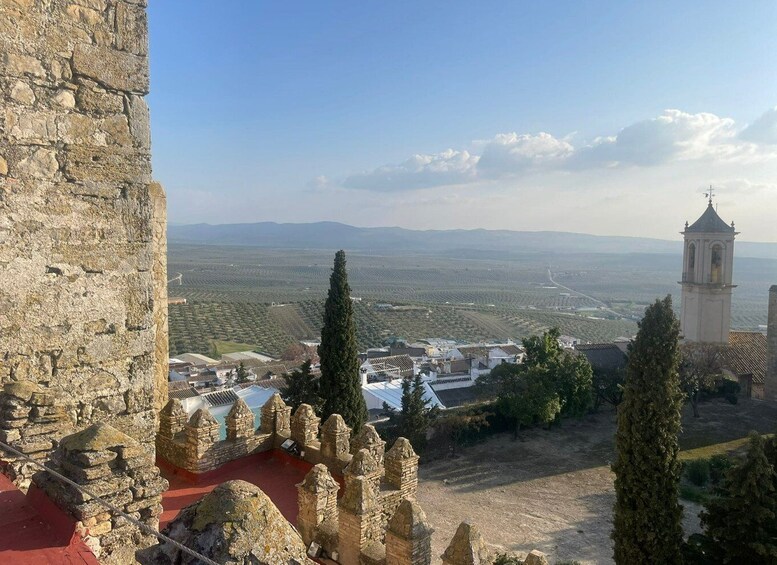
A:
0,0,167,453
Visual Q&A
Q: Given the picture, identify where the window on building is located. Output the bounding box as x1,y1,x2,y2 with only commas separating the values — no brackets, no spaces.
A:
687,242,696,272
711,244,723,283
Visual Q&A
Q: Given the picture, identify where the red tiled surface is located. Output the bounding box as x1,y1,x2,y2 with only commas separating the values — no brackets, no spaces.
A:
0,472,99,565
159,450,332,529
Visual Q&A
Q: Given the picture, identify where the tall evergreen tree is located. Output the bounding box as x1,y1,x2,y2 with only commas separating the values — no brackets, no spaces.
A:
612,296,684,564
701,432,777,563
318,250,367,430
398,373,437,451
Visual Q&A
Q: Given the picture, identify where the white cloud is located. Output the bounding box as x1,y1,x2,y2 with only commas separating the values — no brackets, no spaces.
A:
740,106,777,145
342,149,478,192
572,109,765,167
477,132,573,177
335,107,777,192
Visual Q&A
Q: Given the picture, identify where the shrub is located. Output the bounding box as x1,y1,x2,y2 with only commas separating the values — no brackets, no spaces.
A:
708,454,732,485
724,392,738,405
685,459,711,487
716,379,740,397
680,483,708,504
492,553,521,565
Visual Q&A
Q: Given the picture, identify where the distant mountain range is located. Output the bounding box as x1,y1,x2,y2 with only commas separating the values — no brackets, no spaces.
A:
168,221,777,260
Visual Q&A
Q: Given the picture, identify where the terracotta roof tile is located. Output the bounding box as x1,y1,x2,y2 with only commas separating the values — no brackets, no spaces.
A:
721,331,767,384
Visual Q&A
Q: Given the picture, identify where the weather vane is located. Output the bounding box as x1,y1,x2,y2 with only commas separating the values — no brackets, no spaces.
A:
704,185,715,205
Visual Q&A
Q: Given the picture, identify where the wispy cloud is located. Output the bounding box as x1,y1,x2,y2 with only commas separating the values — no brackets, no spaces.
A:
740,106,777,145
342,149,478,192
335,108,777,192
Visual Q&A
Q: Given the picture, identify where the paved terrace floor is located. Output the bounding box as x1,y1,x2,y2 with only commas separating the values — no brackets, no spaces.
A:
159,450,326,529
0,473,99,565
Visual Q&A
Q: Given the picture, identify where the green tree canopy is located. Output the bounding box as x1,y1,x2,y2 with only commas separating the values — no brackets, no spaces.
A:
478,362,561,438
477,328,592,436
612,296,684,564
318,250,368,431
521,327,593,417
235,362,250,384
385,373,439,452
701,432,777,563
281,360,321,413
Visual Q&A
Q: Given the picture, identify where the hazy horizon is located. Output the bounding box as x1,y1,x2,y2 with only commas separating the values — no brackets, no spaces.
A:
148,2,777,241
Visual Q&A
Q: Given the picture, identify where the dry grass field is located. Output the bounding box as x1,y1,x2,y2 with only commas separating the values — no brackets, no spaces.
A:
416,398,777,564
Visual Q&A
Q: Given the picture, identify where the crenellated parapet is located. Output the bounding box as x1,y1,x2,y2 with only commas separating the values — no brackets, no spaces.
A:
352,423,386,469
385,437,420,499
441,521,494,565
321,413,351,463
154,396,419,527
225,398,254,441
338,475,384,565
260,392,292,438
184,408,220,465
345,448,383,495
386,499,434,565
158,398,187,439
297,463,340,554
0,380,72,490
291,403,321,450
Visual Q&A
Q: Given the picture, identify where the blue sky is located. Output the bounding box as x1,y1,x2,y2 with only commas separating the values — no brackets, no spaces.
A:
148,1,777,240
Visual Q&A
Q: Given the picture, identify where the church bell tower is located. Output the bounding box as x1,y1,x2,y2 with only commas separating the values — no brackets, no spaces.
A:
680,195,737,344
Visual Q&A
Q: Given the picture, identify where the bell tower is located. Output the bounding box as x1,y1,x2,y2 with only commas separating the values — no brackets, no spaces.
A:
679,193,737,343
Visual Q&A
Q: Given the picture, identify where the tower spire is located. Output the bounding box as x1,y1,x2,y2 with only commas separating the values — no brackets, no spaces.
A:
704,185,715,206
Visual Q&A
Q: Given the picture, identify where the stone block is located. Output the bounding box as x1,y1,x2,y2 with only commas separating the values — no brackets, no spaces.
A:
72,449,118,468
4,53,46,78
60,459,114,483
115,2,148,55
524,550,550,565
0,428,21,443
63,145,150,184
72,43,149,94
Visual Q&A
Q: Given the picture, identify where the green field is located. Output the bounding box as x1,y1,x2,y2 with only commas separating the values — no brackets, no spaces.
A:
167,244,776,357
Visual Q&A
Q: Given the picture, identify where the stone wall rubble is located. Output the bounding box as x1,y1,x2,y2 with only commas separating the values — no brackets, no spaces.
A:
0,379,72,489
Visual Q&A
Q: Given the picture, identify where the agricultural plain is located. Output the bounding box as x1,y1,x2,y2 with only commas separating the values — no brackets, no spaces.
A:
167,244,776,357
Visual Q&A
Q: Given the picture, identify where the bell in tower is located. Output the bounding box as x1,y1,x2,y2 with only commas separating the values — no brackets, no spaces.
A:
679,193,738,344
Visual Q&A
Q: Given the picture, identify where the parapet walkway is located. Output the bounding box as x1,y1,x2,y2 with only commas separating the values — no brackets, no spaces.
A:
159,449,324,529
0,473,99,565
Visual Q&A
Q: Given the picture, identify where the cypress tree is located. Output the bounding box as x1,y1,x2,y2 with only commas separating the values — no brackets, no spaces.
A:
318,250,367,431
701,432,777,563
612,296,684,564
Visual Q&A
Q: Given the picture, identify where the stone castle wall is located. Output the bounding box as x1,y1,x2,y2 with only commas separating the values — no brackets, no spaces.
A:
0,0,165,449
766,285,777,402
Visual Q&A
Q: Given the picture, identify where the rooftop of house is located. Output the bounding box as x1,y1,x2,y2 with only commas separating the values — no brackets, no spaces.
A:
721,331,768,384
574,343,629,372
433,386,480,408
362,379,444,411
362,354,415,377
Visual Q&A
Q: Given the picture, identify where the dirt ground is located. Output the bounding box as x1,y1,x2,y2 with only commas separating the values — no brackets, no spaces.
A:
416,398,777,564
